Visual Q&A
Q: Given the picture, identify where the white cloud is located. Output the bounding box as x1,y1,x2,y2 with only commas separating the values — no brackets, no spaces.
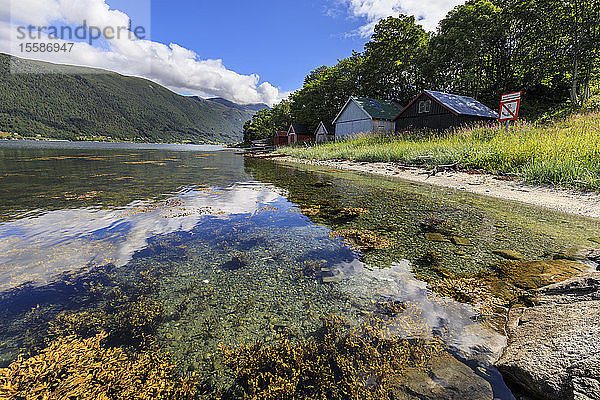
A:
0,0,284,105
337,0,466,35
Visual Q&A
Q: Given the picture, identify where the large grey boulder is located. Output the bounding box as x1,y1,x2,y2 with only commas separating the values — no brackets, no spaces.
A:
496,272,600,400
570,355,600,400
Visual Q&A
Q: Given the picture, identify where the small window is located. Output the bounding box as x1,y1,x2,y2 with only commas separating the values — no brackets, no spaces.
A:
418,100,431,113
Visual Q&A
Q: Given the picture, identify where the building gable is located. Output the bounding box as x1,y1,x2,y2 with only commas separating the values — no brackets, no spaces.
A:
289,123,310,136
333,97,371,124
395,92,455,120
314,121,331,136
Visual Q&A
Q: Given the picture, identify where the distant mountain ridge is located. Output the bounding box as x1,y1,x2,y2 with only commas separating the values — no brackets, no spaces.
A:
0,54,261,144
206,97,270,113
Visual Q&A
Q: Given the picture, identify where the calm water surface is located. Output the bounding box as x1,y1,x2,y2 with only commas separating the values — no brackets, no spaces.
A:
1,140,599,398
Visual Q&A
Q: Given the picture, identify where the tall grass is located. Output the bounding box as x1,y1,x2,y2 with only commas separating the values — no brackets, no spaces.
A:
277,112,600,190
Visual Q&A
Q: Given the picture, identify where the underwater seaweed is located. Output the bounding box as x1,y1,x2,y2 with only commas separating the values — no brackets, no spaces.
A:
45,297,164,348
330,229,392,250
0,333,197,399
215,314,445,399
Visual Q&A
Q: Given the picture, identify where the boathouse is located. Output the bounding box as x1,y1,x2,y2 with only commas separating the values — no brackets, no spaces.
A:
273,131,288,147
394,90,498,132
287,123,314,144
332,97,402,140
314,121,334,143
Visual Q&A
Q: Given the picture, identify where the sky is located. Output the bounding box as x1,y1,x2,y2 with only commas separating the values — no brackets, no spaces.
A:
1,0,465,106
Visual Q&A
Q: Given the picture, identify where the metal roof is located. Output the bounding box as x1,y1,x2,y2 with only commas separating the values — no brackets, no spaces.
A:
352,97,402,120
424,90,498,118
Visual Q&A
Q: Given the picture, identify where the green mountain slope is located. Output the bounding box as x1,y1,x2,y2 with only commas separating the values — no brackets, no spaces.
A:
0,54,261,143
206,97,270,113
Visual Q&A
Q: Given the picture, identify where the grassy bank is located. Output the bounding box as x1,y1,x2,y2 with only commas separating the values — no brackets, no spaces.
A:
277,112,600,190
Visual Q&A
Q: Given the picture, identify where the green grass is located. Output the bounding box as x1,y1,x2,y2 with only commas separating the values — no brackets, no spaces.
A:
276,112,600,190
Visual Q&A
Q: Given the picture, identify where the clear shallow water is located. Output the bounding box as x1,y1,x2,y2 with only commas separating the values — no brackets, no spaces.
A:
1,141,599,398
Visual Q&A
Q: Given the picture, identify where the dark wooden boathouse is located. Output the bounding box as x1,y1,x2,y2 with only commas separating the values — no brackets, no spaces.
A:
394,90,498,132
287,123,314,144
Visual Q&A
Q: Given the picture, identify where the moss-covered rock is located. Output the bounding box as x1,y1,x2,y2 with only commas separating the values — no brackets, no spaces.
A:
493,259,589,290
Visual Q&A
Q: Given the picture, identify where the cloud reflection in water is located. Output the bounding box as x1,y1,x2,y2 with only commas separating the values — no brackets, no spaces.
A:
0,182,283,291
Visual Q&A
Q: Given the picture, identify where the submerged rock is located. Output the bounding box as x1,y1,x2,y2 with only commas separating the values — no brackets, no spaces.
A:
494,259,589,290
222,255,247,271
425,232,450,242
492,250,524,260
330,229,392,249
496,272,600,400
420,217,455,236
452,237,473,246
390,352,494,400
321,269,343,283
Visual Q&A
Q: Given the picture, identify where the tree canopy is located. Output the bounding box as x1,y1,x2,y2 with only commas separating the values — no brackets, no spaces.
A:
244,0,600,142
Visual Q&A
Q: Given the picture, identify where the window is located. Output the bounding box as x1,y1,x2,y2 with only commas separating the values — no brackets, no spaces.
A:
418,100,431,113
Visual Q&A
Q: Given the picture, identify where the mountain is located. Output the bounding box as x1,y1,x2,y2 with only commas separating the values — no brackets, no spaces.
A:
0,54,260,144
206,97,270,113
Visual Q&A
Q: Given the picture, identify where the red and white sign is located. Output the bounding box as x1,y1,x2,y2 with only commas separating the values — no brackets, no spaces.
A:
499,91,521,121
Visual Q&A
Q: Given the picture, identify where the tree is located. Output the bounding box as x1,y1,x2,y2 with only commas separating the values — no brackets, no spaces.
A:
362,15,428,104
505,0,600,106
563,0,600,105
426,0,508,103
290,53,365,130
243,100,291,143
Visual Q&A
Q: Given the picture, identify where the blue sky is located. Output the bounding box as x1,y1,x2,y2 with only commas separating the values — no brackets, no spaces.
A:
3,0,464,105
149,1,367,93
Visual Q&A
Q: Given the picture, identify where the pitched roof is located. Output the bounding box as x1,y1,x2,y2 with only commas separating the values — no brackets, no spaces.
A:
423,90,499,118
289,123,310,135
352,97,402,120
314,121,334,136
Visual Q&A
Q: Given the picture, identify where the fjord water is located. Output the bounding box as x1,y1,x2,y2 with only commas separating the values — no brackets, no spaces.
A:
1,141,599,398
